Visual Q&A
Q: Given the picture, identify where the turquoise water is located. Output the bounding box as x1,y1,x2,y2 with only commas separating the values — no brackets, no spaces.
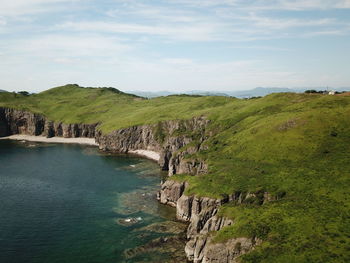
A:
0,140,181,263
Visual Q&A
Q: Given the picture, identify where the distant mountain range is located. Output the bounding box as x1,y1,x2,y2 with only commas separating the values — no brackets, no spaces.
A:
130,90,230,98
225,87,302,98
129,87,350,98
2,86,349,98
128,91,174,98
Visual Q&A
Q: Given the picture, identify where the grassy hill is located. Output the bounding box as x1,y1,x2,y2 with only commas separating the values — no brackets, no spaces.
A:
0,84,233,133
1,84,350,262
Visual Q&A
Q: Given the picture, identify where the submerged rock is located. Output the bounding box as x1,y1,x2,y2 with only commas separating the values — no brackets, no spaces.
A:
123,235,188,263
116,217,143,226
115,186,159,216
135,220,187,235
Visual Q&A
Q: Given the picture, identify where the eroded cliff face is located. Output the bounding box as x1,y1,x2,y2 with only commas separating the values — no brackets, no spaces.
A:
200,237,262,263
158,180,266,263
157,180,186,207
0,107,97,138
0,108,9,137
96,117,210,175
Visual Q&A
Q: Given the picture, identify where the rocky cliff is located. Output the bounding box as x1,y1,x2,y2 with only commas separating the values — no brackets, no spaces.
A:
96,117,210,176
0,107,97,138
158,180,266,263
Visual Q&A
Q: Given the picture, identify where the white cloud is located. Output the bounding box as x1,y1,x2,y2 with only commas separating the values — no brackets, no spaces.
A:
337,0,350,8
56,21,223,41
173,0,350,10
245,15,335,30
53,15,345,44
1,34,130,64
0,0,81,16
169,0,239,7
163,58,194,65
106,5,200,23
51,1,346,44
52,57,81,64
229,45,291,51
275,0,350,10
303,30,348,37
0,16,7,26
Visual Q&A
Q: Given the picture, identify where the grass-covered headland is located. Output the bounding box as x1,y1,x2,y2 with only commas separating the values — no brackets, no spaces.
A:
1,84,350,262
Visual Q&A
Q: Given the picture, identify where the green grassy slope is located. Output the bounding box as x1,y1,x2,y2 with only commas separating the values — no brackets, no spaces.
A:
1,85,350,262
0,84,233,132
179,93,350,262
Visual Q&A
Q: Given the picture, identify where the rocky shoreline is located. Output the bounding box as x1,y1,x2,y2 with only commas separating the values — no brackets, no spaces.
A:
0,106,259,263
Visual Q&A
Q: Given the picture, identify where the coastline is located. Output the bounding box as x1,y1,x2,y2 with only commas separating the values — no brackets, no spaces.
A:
0,108,212,262
0,135,98,146
0,135,161,162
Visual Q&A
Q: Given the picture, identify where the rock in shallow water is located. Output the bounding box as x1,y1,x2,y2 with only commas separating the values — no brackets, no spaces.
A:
123,235,188,263
116,217,143,226
135,220,187,235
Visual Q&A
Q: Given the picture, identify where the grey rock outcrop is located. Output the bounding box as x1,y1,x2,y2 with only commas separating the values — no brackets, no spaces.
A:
0,107,97,138
176,194,194,221
157,180,186,207
96,117,210,175
185,233,261,263
0,108,46,136
158,180,265,262
0,108,9,137
201,237,262,263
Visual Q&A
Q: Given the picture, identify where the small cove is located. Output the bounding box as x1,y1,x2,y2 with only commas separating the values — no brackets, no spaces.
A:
0,140,186,263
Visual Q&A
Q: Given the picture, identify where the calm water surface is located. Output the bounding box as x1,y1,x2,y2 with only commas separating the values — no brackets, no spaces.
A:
0,140,181,263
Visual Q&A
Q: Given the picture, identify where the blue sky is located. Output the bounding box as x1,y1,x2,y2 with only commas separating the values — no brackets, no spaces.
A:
0,0,349,93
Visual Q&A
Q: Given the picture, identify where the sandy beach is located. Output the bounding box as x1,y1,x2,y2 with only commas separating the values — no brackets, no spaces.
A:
0,135,98,146
129,150,160,162
1,135,161,162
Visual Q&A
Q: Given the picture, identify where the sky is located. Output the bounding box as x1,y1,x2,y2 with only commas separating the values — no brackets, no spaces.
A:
0,0,349,93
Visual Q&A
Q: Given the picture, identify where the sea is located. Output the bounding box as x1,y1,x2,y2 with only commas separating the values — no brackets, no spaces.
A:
0,140,186,263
